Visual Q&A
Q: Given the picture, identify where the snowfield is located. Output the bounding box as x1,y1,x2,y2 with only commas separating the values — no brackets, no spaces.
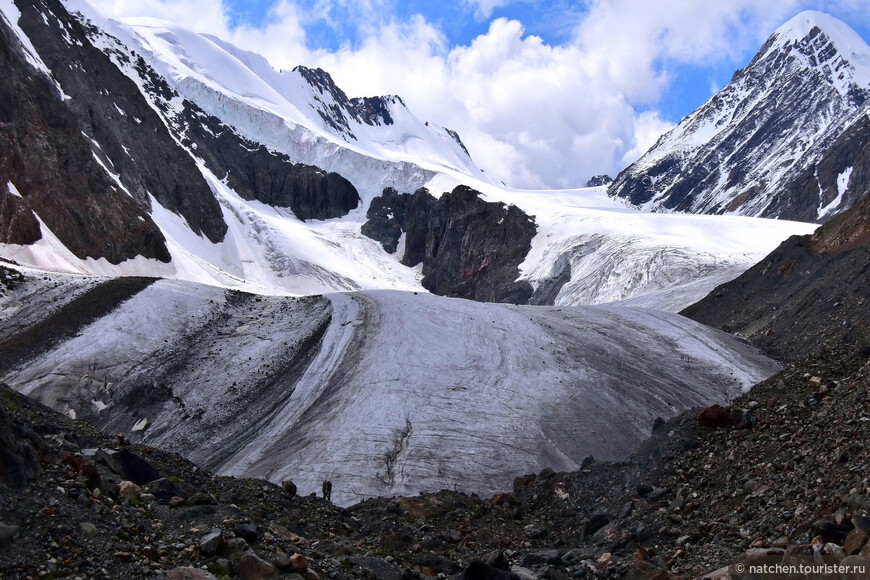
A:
0,175,816,310
2,277,780,506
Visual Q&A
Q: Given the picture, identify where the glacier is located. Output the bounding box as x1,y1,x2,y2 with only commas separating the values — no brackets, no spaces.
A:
1,276,780,506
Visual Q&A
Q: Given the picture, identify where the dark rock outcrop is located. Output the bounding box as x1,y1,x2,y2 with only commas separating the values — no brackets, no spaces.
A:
0,400,44,488
294,65,401,140
14,0,227,244
585,174,612,188
362,186,536,303
682,188,870,361
74,22,360,221
179,105,359,220
0,10,170,262
761,114,870,223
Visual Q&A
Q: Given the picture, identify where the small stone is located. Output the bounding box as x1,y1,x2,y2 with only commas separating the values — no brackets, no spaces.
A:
118,480,141,499
484,550,510,571
199,529,225,556
235,523,259,545
142,546,159,561
636,483,654,496
648,487,668,501
840,556,870,580
597,552,612,566
225,537,251,562
289,553,308,573
699,405,730,428
809,376,823,387
237,553,280,580
185,492,214,506
79,522,97,539
274,550,293,571
169,496,185,508
844,528,869,556
490,492,517,506
585,512,610,536
523,524,546,539
216,559,232,575
821,543,846,562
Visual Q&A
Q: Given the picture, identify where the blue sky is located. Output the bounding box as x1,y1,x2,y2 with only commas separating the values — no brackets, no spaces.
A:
91,0,870,188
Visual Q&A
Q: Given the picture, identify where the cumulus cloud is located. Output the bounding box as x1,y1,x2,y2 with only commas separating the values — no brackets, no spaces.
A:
84,0,870,188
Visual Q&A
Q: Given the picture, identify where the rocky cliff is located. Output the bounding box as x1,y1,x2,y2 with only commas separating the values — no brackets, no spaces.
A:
0,10,170,263
363,186,536,303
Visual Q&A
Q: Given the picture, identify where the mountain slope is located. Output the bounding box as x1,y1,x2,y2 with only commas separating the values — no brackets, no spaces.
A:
609,10,870,223
0,274,780,506
0,6,170,263
682,186,870,362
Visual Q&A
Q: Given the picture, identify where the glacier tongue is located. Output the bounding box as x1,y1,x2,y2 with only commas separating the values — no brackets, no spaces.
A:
2,277,781,506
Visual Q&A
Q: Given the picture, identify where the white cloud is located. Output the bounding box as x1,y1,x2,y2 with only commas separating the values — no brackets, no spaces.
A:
463,0,517,20
83,0,870,188
621,111,675,167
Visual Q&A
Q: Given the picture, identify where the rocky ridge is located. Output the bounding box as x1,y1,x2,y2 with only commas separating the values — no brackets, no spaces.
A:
0,9,171,263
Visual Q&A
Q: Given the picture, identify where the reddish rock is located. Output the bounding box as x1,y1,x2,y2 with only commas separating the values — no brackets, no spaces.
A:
844,528,869,556
698,405,730,428
490,492,517,506
237,553,280,580
289,553,308,573
513,474,535,492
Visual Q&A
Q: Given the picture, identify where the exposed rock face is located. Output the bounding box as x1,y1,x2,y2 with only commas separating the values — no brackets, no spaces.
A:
294,65,401,139
682,188,870,361
362,186,536,303
14,0,227,244
179,105,359,221
0,10,170,262
609,11,870,223
585,175,612,188
444,128,472,159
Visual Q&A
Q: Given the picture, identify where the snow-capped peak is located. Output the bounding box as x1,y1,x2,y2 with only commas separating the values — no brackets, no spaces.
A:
765,10,870,92
609,11,870,224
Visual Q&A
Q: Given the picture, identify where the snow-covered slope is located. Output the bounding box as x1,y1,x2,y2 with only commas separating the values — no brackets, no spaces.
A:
63,0,486,204
609,11,870,223
1,276,780,506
